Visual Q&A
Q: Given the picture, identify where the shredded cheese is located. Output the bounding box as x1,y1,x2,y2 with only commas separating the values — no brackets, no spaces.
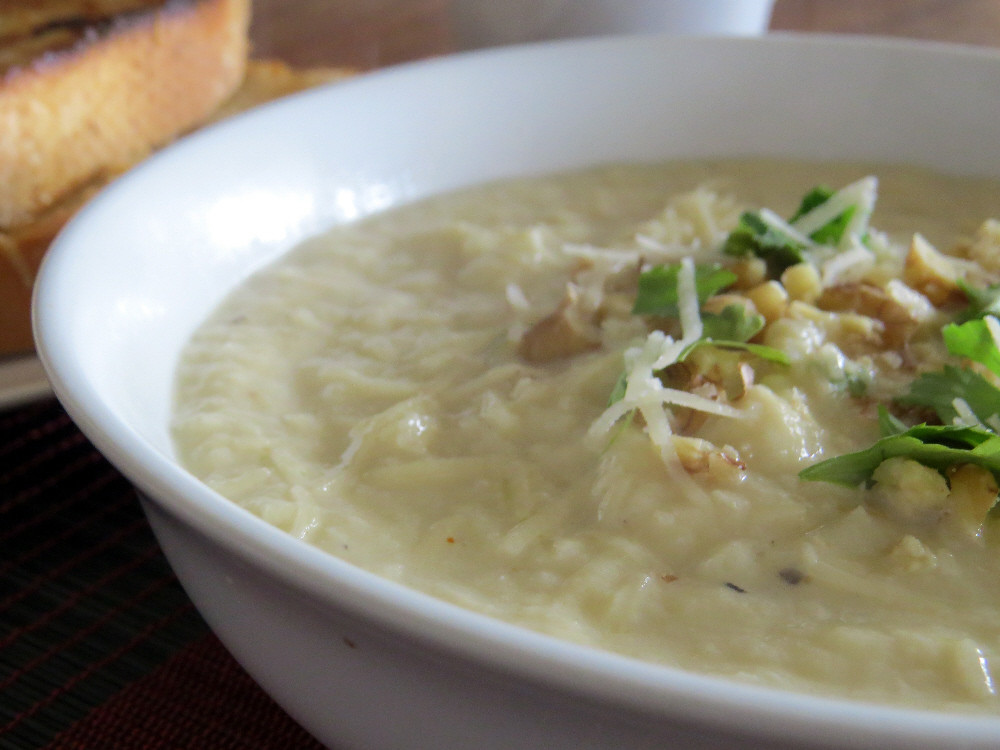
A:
791,176,878,249
676,257,703,342
588,258,741,465
505,283,530,311
952,398,988,430
886,279,935,322
820,237,875,287
759,208,814,247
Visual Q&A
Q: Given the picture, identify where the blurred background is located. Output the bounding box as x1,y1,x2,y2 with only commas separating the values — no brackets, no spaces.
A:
249,0,1000,70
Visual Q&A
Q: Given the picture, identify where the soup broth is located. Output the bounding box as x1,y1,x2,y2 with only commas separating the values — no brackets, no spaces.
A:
173,160,1000,711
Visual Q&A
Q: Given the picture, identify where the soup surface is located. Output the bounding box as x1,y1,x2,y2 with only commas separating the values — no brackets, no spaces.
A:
173,160,1000,711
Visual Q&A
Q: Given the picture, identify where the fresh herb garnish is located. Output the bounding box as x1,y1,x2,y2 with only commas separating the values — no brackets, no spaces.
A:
722,178,876,275
679,304,789,365
722,211,807,274
789,186,856,246
956,280,1000,323
678,338,791,366
608,263,788,406
801,311,1000,487
897,366,1000,427
942,318,1000,377
700,303,765,342
607,370,628,406
632,264,736,317
799,409,1000,487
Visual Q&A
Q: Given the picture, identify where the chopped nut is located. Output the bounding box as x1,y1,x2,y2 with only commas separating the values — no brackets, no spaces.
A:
870,457,950,524
947,464,999,536
903,233,962,306
888,534,938,572
746,280,789,323
673,436,745,484
518,285,602,362
816,282,922,349
679,346,755,402
957,218,1000,275
781,262,822,304
729,257,768,290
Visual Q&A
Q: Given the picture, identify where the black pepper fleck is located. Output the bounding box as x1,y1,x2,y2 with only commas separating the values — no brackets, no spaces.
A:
779,567,807,585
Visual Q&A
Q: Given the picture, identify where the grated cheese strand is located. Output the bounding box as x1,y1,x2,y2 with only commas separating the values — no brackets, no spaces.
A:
952,398,988,430
758,208,814,247
589,261,742,465
677,256,703,343
820,237,875,287
791,176,878,249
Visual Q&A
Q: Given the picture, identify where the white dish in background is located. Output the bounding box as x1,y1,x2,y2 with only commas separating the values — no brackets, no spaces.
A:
0,355,52,410
448,0,774,50
33,34,1000,750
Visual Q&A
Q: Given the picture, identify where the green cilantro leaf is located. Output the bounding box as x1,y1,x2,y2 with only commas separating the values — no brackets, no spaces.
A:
897,365,1000,427
789,186,856,246
799,421,1000,487
632,263,737,317
678,339,790,366
608,370,628,406
722,212,806,273
957,281,1000,323
678,303,788,365
700,304,765,342
844,373,869,397
943,318,1000,377
789,186,834,221
878,405,909,436
722,182,869,274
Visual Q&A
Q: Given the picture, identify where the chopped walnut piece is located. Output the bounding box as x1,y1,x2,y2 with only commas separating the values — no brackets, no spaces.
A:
956,218,1000,276
903,233,962,306
947,464,999,536
781,262,822,304
888,535,938,572
518,285,602,363
870,457,950,525
816,282,924,349
672,436,746,483
729,257,767,290
746,280,789,323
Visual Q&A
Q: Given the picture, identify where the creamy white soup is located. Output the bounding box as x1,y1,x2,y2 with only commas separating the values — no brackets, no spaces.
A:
172,160,1000,711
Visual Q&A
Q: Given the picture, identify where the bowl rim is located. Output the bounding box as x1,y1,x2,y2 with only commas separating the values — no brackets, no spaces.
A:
34,31,1000,749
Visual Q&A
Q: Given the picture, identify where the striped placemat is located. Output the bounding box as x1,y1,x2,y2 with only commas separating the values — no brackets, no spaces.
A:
0,399,326,749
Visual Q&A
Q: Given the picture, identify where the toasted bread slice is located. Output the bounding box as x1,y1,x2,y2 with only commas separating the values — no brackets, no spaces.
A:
1,182,99,356
0,2,164,77
0,57,352,356
0,1,161,42
0,0,250,229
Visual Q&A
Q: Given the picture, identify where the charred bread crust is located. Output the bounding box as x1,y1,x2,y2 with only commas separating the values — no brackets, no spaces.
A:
0,0,250,228
0,56,353,356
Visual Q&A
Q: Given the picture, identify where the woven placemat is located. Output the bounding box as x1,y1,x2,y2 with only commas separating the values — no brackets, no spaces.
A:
0,398,325,749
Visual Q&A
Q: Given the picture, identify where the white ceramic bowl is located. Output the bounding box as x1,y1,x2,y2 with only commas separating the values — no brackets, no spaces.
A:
34,35,1000,750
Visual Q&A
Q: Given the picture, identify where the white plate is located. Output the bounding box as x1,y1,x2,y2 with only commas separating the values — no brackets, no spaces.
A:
0,354,52,410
